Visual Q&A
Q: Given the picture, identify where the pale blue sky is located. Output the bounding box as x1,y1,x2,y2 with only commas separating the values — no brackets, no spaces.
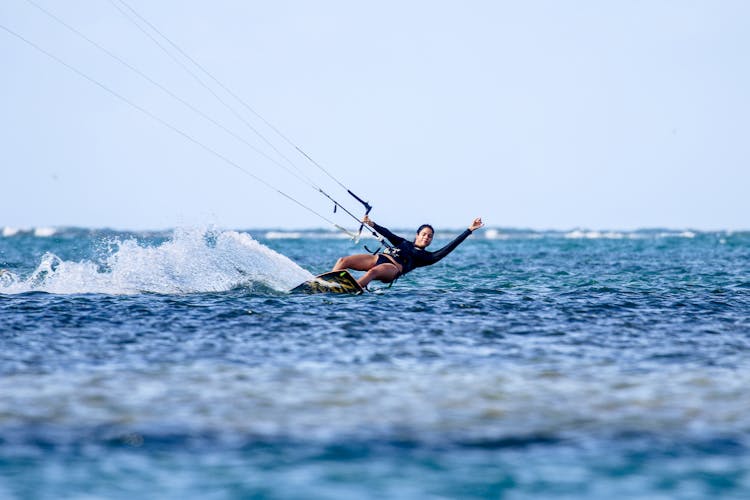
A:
2,1,748,231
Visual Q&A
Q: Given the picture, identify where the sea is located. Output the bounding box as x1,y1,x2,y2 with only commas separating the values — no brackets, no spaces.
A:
1,225,749,499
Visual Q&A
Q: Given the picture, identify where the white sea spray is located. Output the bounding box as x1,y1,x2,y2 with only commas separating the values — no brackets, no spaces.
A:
0,227,312,295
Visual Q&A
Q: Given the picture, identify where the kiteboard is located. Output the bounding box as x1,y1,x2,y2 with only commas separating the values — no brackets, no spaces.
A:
291,270,364,295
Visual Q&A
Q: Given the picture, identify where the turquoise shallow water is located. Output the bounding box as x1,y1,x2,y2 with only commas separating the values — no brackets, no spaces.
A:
1,227,750,498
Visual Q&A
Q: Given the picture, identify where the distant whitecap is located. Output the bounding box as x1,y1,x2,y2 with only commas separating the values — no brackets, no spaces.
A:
34,227,57,237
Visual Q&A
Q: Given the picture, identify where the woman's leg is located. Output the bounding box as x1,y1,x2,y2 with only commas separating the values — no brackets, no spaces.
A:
332,254,378,272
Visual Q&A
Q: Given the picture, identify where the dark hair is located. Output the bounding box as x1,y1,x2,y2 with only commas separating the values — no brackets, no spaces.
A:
416,224,434,235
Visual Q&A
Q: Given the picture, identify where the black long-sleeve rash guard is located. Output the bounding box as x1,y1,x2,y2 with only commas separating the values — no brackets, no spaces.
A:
372,222,473,276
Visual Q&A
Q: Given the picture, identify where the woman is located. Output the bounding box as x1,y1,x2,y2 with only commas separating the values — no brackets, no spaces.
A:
333,215,484,288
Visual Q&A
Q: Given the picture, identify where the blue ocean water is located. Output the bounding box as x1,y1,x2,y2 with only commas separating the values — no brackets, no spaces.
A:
1,226,749,499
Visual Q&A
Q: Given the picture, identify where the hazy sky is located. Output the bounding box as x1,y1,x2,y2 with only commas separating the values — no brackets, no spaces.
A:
2,1,748,231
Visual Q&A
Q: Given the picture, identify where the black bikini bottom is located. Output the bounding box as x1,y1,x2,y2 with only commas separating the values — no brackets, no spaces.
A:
376,254,395,266
374,254,402,282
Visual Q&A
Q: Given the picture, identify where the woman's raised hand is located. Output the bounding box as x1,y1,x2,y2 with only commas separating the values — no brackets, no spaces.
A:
469,217,484,232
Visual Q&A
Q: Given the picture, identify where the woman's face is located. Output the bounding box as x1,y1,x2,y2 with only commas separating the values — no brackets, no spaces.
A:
414,227,434,249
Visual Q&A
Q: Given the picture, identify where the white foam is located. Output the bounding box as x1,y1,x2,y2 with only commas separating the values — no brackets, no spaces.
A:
2,227,21,237
0,228,313,295
563,230,640,240
0,269,18,287
34,227,57,237
564,230,606,239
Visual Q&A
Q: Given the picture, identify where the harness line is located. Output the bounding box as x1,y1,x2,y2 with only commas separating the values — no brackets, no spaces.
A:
5,2,392,248
110,0,380,239
23,0,317,193
0,22,357,239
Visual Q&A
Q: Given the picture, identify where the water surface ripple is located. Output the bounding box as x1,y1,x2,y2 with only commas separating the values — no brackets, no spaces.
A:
1,228,749,498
